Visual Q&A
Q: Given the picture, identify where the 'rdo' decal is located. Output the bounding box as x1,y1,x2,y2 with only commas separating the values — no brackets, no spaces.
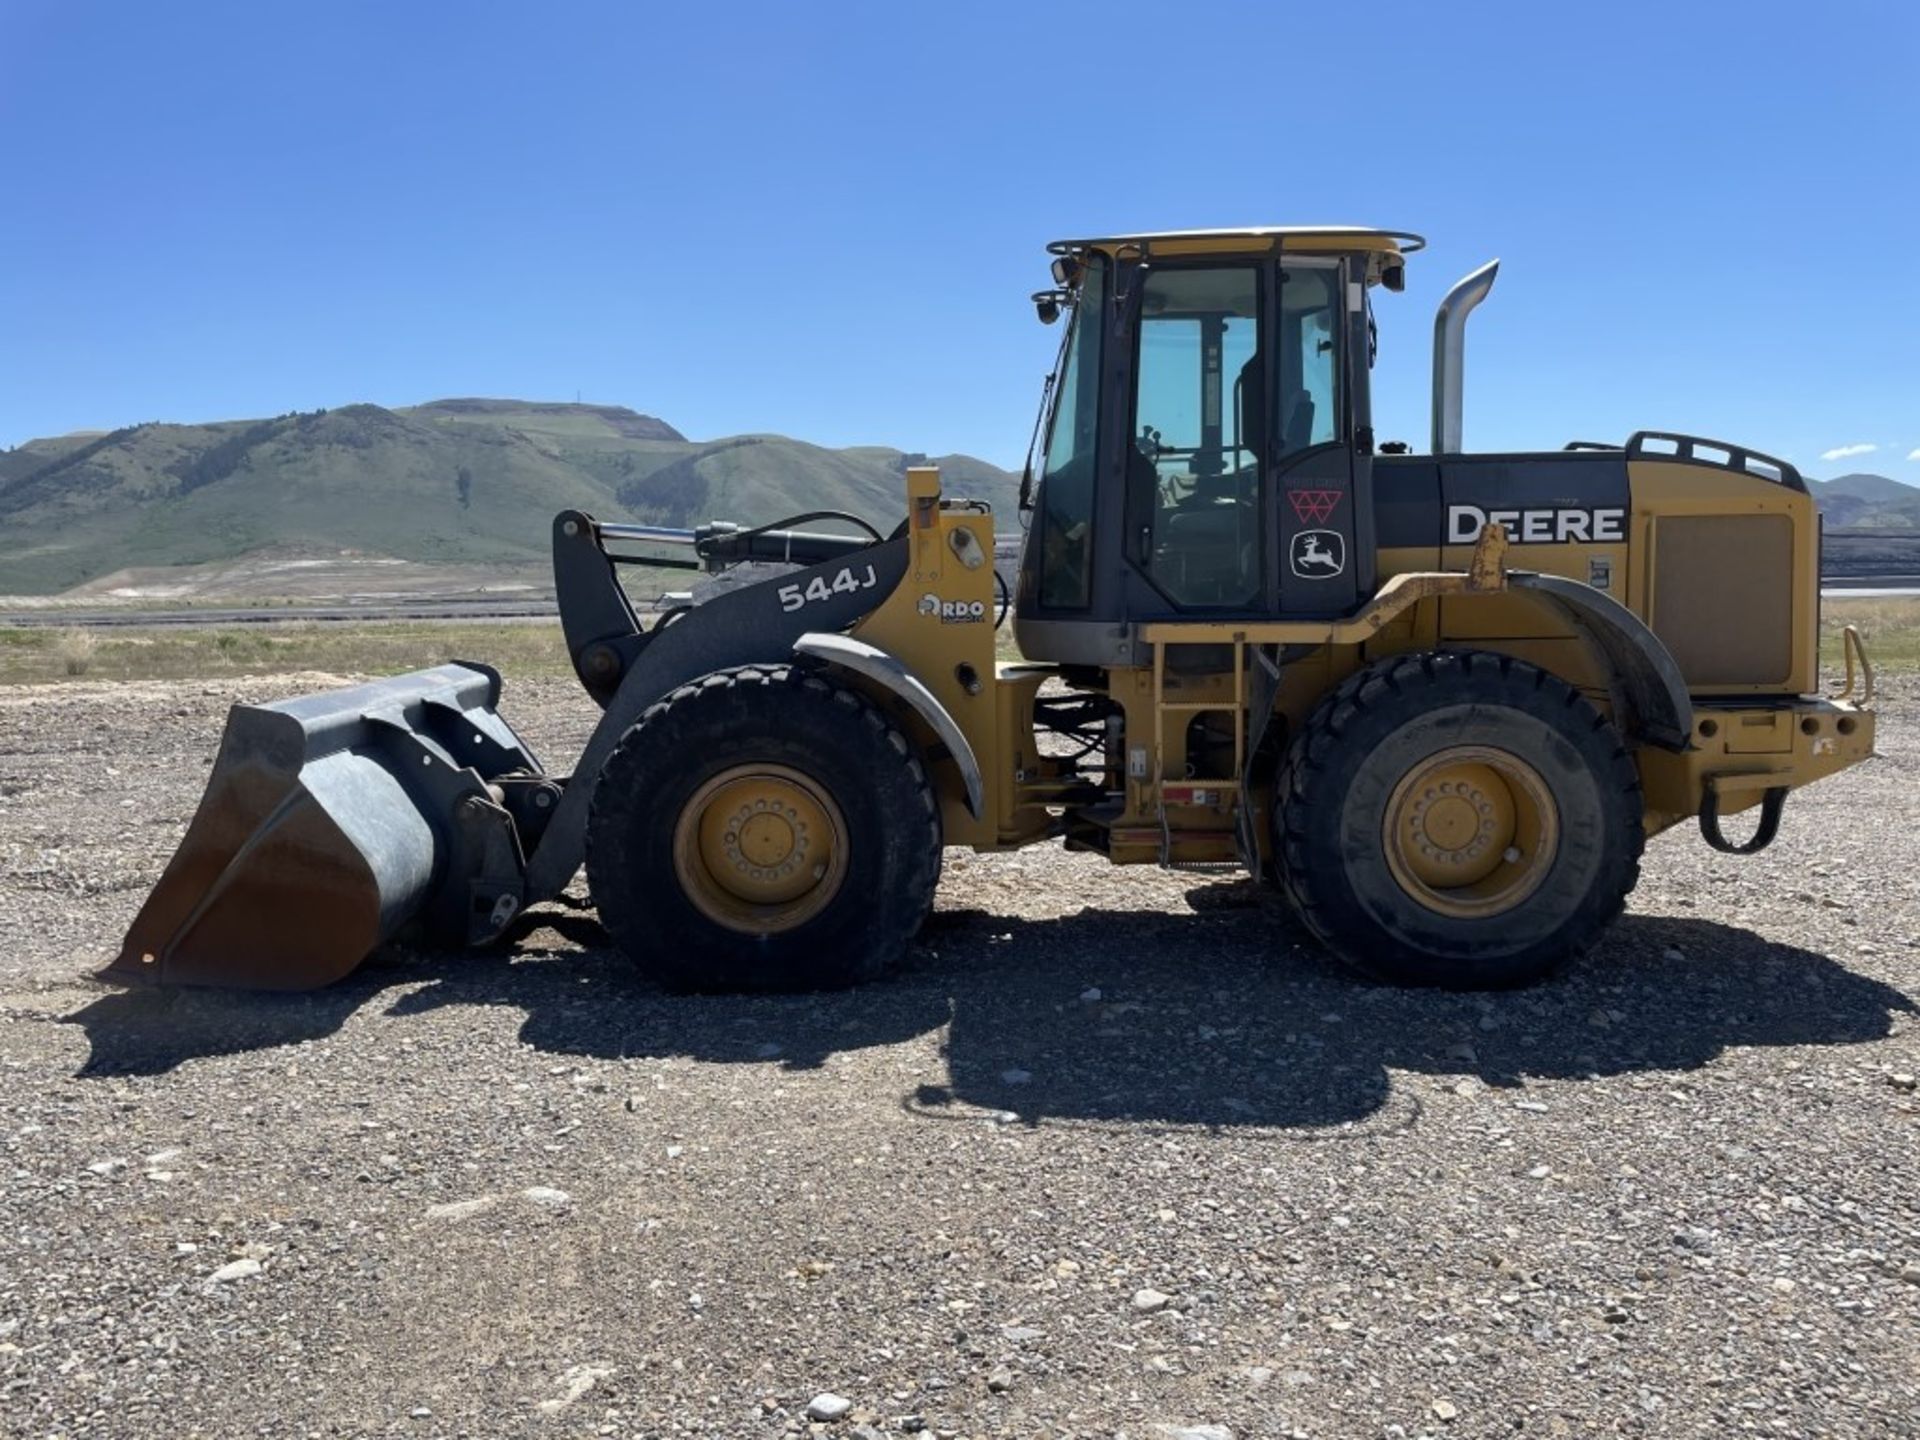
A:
918,594,986,625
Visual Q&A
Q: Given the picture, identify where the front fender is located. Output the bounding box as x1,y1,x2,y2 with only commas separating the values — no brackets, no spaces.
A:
793,632,985,820
523,538,911,902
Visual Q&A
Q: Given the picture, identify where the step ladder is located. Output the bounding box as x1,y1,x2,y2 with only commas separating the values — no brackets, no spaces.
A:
1147,635,1248,872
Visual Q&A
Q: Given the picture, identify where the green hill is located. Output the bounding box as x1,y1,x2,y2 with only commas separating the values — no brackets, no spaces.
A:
0,400,1019,595
1808,471,1920,531
15,402,1900,599
1807,471,1920,581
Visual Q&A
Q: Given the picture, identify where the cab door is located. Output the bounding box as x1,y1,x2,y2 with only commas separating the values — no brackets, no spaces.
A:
1270,258,1363,616
1123,262,1268,613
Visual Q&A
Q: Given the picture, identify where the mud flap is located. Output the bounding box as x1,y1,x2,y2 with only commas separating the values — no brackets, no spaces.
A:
104,664,547,991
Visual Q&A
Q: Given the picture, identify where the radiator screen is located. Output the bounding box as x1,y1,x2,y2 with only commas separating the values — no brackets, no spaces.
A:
1651,514,1793,686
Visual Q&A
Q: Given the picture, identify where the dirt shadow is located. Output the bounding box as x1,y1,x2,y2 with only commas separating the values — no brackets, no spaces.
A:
60,909,950,1079
61,958,432,1077
904,896,1917,1128
63,885,1915,1131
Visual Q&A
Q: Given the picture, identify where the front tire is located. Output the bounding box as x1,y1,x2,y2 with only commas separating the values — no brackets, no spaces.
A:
1276,650,1643,988
586,663,941,992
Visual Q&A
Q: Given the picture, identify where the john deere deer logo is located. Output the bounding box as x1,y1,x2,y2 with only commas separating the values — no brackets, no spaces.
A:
1290,529,1346,579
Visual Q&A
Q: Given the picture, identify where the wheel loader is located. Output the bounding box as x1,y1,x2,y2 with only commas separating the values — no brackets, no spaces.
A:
106,226,1877,994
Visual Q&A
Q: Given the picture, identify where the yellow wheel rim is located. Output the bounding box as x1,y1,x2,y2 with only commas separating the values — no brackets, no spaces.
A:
671,764,849,934
1381,745,1559,919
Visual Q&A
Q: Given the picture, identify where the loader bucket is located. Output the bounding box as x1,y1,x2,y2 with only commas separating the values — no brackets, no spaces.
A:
105,663,544,991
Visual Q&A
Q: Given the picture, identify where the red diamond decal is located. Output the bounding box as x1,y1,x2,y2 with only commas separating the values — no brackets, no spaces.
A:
1288,488,1342,525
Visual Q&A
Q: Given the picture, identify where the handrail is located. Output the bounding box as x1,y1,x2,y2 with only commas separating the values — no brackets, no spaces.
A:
1046,228,1428,257
1626,431,1806,494
1832,624,1876,705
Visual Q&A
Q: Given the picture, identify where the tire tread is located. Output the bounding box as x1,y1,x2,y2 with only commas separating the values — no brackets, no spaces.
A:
587,663,941,992
1276,649,1643,987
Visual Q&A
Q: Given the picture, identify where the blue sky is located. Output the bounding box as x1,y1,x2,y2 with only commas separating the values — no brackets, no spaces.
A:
1,1,1915,477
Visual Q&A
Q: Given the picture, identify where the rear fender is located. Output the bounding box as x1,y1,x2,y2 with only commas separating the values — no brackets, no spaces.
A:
793,632,984,819
1506,572,1693,751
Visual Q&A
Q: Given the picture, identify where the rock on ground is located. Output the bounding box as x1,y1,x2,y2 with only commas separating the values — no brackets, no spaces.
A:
0,673,1915,1437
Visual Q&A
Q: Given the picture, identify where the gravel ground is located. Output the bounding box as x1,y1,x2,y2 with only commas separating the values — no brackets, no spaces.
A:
1,672,1916,1439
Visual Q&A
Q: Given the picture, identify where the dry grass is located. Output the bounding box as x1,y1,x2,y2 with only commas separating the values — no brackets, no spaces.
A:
2,595,1916,688
50,628,97,676
0,619,573,686
1822,595,1920,671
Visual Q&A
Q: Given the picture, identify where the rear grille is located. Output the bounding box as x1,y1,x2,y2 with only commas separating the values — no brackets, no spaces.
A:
1650,514,1793,687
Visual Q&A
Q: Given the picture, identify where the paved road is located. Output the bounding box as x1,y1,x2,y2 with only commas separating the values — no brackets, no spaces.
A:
0,599,562,628
6,578,1916,629
1825,577,1920,595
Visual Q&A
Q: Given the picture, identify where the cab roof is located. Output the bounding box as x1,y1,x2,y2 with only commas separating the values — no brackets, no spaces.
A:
1047,226,1424,286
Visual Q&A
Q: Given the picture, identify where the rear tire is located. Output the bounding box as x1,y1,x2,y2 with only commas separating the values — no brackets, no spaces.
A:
1276,650,1643,988
586,663,942,992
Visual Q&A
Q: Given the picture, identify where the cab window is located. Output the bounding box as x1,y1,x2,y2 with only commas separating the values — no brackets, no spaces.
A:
1036,255,1105,609
1278,264,1341,453
1128,265,1263,608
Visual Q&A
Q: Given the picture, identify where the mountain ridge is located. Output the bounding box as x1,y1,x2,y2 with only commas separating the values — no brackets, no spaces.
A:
0,399,1020,595
3,401,1913,596
1807,471,1920,531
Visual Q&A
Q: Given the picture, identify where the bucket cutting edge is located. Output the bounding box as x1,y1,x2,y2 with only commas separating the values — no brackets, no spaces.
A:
103,663,544,991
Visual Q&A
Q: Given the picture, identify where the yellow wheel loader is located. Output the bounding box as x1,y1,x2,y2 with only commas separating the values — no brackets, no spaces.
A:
107,227,1877,993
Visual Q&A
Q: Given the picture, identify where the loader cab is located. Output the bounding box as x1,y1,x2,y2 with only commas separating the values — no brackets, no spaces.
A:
1016,227,1421,667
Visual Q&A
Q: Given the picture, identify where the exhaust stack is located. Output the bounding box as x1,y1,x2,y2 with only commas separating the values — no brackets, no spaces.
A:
1430,259,1500,455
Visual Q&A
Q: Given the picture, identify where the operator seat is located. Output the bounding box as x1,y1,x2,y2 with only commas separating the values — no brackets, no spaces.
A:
1281,389,1316,453
1154,350,1266,605
1236,351,1267,474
